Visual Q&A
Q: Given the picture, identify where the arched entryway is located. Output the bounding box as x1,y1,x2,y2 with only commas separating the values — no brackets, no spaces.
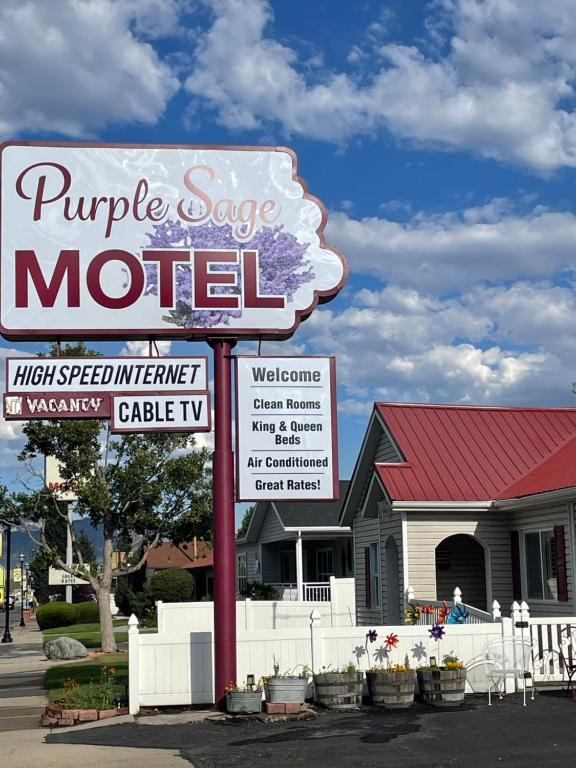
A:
435,534,487,610
385,536,401,624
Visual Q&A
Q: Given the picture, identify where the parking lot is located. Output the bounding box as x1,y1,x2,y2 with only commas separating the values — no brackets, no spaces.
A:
47,692,576,767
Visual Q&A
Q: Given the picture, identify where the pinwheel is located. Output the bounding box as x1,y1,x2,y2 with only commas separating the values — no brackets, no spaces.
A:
428,623,445,641
437,601,450,624
385,633,399,650
366,629,378,643
447,604,469,624
404,605,421,625
420,605,435,615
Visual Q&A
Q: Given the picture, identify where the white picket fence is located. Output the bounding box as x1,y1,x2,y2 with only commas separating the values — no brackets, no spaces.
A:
128,588,576,713
156,577,356,633
128,609,504,713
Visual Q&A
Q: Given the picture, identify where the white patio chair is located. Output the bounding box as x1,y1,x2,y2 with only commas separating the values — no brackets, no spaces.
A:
482,637,536,707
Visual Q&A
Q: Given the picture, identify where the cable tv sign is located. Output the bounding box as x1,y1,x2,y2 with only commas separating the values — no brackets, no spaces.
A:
0,142,347,341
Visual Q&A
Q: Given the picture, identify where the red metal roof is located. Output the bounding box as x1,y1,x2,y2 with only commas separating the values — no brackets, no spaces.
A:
374,403,576,502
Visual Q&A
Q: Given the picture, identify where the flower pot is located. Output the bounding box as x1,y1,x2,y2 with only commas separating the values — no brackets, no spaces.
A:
225,690,262,714
266,677,309,704
366,670,415,709
313,671,363,710
417,668,467,707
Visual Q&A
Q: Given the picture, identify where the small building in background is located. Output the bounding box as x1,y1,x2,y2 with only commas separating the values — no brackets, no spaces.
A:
145,538,213,601
236,480,352,601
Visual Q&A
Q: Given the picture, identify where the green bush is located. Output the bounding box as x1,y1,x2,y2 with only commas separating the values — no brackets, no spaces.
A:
148,568,194,603
74,600,99,623
36,602,77,630
114,579,155,620
239,581,279,600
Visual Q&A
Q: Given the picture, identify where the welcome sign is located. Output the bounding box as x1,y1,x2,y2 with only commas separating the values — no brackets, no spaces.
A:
0,143,347,341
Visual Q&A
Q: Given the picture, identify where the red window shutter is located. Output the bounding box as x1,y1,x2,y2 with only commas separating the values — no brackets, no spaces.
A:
510,531,522,601
364,547,371,608
554,525,568,602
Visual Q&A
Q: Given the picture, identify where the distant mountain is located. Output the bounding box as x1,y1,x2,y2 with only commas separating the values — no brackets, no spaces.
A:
0,519,103,571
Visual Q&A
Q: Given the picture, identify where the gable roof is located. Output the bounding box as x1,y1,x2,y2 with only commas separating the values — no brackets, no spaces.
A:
374,403,576,503
241,480,350,542
146,539,213,570
275,480,350,527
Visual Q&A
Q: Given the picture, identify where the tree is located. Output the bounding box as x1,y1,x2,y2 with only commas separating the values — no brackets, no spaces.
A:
10,342,213,652
237,505,255,538
27,512,67,604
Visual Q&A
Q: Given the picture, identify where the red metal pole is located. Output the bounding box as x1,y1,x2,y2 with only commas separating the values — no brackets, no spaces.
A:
210,339,237,710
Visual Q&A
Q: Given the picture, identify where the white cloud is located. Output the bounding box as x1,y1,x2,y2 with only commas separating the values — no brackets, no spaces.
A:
327,201,576,292
185,0,576,170
120,340,173,357
0,0,180,137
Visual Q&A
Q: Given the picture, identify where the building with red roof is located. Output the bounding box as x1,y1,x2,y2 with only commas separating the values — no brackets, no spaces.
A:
340,403,576,624
145,538,213,600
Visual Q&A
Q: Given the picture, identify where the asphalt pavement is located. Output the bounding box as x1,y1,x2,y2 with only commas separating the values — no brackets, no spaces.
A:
45,692,576,768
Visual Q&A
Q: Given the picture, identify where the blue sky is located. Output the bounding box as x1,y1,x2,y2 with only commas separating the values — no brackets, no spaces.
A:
2,0,576,527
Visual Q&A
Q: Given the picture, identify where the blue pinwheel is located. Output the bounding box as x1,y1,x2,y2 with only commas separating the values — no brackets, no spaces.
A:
428,623,445,641
447,604,469,624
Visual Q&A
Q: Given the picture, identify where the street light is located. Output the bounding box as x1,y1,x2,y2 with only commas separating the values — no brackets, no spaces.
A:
19,553,25,627
1,524,13,643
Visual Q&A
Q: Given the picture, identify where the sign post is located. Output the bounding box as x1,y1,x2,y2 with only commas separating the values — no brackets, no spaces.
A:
210,340,237,709
0,142,348,709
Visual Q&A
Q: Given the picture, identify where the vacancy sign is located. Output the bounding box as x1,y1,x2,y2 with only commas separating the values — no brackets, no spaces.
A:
0,142,347,341
4,356,208,421
111,393,211,433
236,356,338,500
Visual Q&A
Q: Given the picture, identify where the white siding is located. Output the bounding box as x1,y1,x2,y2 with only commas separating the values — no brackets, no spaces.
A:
406,511,513,611
511,503,574,617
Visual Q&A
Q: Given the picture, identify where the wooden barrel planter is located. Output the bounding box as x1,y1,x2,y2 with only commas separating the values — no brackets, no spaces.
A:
417,668,467,707
366,670,415,709
226,691,263,714
266,677,309,704
313,671,363,710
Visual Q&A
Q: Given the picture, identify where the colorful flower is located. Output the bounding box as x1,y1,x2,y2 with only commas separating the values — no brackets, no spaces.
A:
404,605,421,625
437,601,450,624
428,623,445,641
385,633,400,650
447,604,469,624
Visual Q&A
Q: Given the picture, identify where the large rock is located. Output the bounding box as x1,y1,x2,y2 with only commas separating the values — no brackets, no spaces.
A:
43,636,88,660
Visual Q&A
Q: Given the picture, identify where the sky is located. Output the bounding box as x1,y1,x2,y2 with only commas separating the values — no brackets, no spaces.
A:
2,0,576,528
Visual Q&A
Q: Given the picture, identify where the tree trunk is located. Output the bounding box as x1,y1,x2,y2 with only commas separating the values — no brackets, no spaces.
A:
97,584,117,653
98,529,116,653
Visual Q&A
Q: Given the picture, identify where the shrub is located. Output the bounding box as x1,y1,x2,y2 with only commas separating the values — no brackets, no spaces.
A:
114,578,155,620
148,568,195,603
239,581,279,600
74,600,100,624
36,602,77,630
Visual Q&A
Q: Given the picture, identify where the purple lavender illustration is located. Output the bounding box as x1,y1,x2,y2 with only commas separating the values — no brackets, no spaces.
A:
144,221,314,328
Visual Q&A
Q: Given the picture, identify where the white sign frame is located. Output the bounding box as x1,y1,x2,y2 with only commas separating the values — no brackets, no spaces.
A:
235,356,338,501
0,142,347,341
6,356,208,393
111,392,211,433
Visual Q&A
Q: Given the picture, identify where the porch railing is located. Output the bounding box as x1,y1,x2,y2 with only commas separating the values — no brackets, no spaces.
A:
268,582,331,601
406,586,498,625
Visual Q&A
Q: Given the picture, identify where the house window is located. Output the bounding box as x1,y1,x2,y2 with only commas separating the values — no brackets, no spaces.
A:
237,553,247,595
316,548,334,581
524,530,557,600
369,543,380,609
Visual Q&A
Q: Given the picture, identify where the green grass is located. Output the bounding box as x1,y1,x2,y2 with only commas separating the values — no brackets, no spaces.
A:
44,653,128,705
43,619,128,649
